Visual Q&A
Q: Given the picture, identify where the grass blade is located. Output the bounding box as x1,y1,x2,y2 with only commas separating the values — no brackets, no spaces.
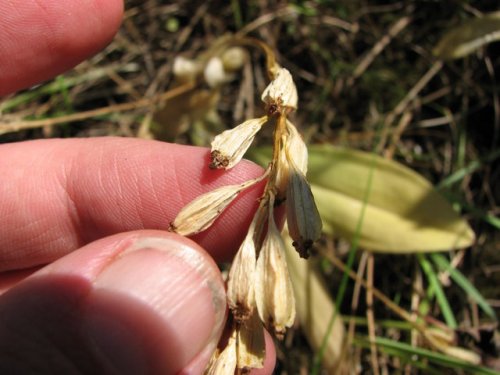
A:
430,253,497,320
418,254,458,329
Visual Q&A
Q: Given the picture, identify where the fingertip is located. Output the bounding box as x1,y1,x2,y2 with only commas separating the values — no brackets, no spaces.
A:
0,0,124,95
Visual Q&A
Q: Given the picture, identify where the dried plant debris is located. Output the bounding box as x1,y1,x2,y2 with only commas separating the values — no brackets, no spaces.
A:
168,37,322,373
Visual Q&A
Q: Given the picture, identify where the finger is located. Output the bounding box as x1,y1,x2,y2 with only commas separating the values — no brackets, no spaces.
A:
0,137,265,271
0,231,226,374
0,0,123,95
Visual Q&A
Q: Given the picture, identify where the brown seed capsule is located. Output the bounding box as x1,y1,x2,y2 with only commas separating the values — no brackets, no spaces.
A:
210,116,268,169
285,159,322,258
255,194,296,338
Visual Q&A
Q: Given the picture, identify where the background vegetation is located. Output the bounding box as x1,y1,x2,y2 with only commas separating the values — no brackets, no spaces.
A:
1,1,499,373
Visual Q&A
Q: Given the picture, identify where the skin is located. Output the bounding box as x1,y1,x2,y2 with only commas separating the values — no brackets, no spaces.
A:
0,1,276,374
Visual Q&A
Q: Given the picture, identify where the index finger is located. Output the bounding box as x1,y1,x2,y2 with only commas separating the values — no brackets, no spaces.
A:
0,137,265,271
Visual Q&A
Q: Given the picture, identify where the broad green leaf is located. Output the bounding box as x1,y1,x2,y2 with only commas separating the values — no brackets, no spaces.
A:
433,12,500,60
247,145,475,253
307,145,475,253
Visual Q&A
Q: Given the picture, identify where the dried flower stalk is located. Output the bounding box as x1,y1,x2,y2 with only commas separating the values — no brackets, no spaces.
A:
169,36,322,373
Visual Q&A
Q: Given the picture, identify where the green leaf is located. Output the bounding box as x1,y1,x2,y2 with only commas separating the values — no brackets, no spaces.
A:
307,145,474,253
433,12,500,60
247,145,475,253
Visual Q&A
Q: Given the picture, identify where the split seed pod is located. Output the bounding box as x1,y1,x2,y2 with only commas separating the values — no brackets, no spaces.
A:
170,172,267,236
261,68,298,112
205,332,238,375
285,157,322,258
236,311,266,370
227,208,264,321
255,193,296,338
210,116,268,169
274,121,309,199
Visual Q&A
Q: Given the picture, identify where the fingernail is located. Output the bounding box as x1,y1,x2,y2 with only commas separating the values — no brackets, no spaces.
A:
85,235,226,373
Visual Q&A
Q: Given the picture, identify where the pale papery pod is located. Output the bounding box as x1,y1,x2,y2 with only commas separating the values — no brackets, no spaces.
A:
236,311,265,370
172,56,201,82
227,208,264,321
204,57,233,88
261,68,298,112
170,172,267,236
204,332,237,375
285,159,322,258
285,120,308,175
255,194,296,338
221,47,248,72
210,116,268,170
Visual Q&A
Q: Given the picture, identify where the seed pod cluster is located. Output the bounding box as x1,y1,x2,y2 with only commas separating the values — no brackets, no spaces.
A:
169,39,322,373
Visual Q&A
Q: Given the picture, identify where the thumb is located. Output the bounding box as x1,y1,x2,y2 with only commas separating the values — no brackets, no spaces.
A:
0,230,226,375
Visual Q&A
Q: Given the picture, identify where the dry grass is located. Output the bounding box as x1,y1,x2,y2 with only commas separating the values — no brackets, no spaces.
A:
1,1,499,373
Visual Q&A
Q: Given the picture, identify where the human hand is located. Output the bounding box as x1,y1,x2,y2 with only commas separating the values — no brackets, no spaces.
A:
0,1,275,374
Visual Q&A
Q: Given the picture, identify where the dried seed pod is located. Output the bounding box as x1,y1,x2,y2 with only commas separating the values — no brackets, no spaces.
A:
170,173,267,236
236,311,265,370
204,57,233,88
173,56,201,82
255,194,296,338
205,331,237,375
221,47,248,72
261,68,298,112
227,208,264,321
274,121,309,199
285,159,322,258
286,120,308,175
210,116,268,169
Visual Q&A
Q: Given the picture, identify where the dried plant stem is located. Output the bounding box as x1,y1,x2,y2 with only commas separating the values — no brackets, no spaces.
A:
347,16,412,87
408,263,423,375
0,81,196,136
378,60,444,153
320,248,454,353
229,37,279,78
366,252,380,375
347,250,368,351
